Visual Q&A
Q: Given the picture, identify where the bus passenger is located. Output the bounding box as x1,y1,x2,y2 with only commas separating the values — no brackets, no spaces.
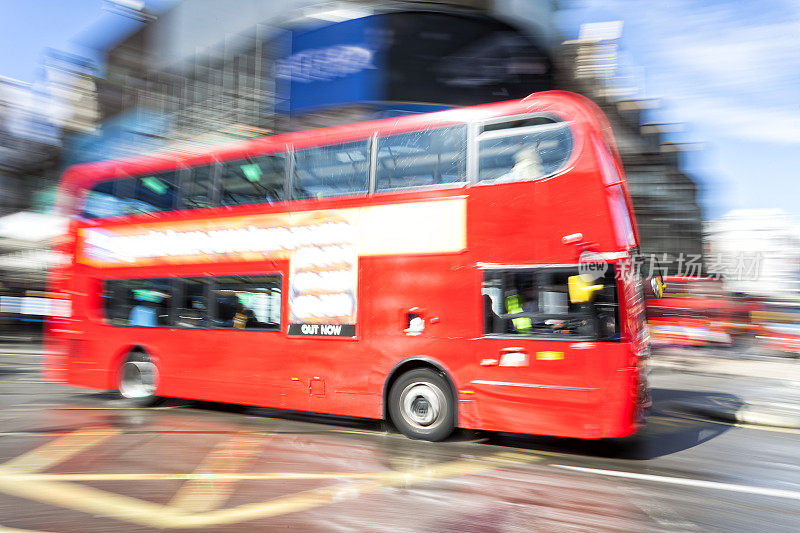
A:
497,146,544,182
129,295,158,327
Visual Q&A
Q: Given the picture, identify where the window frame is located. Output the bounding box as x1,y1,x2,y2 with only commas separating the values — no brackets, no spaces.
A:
468,112,569,185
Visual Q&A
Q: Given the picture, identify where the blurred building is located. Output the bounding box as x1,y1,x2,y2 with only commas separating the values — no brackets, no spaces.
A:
1,0,708,298
0,51,100,213
0,50,96,334
557,34,705,268
78,0,555,157
0,76,59,216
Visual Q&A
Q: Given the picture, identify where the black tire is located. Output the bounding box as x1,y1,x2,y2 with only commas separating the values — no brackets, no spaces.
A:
117,350,162,407
389,368,455,441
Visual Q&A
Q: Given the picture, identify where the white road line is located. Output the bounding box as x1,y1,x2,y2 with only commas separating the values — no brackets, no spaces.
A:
552,465,800,501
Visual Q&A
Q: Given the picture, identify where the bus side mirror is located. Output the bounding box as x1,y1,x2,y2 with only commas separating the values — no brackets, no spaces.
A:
651,276,666,299
568,275,604,303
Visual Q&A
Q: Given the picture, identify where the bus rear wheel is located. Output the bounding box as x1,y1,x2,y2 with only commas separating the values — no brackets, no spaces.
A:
389,369,454,441
118,351,161,407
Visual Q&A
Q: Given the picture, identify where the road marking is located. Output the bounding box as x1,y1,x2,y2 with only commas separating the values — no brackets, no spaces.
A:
552,464,800,501
0,472,187,529
175,453,542,528
169,435,264,512
0,525,48,532
2,427,119,473
0,451,541,529
0,472,411,482
329,428,385,436
668,411,800,435
728,422,800,435
621,486,701,531
0,430,280,437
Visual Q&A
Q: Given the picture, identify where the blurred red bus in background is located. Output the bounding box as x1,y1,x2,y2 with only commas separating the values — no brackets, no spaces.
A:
646,275,754,347
752,302,800,356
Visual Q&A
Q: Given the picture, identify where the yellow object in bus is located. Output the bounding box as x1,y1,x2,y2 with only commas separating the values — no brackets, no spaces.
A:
651,276,667,299
505,294,532,333
568,275,604,303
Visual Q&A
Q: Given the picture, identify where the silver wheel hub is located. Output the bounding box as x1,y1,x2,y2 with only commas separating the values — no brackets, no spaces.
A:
400,382,445,429
120,360,157,399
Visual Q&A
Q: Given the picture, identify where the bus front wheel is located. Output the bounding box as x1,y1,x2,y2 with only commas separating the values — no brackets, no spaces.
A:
118,350,161,407
389,369,455,441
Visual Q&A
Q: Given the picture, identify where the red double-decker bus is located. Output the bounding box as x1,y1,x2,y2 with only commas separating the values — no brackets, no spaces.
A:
47,91,653,441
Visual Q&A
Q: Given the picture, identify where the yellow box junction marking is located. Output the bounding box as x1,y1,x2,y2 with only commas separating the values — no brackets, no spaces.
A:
2,427,119,473
169,435,264,512
0,429,542,529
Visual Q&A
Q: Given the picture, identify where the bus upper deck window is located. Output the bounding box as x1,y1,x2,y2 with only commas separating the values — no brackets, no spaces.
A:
293,141,369,200
97,176,155,218
183,165,216,209
220,155,286,207
132,172,179,214
81,171,180,219
477,121,573,183
82,180,121,219
376,126,467,191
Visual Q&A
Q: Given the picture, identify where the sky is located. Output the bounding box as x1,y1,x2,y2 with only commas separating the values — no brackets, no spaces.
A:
0,0,142,82
0,0,798,221
0,0,179,82
556,0,800,220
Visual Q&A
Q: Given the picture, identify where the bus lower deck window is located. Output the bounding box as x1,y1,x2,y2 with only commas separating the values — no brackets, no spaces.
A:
482,266,619,340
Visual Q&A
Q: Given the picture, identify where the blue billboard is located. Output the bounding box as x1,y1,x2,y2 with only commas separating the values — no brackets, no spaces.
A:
276,16,384,114
275,11,552,116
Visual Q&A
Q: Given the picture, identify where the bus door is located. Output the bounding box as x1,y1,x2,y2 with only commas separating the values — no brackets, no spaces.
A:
477,266,620,433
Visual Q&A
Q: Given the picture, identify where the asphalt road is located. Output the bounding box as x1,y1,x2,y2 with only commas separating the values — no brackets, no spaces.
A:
1,345,799,532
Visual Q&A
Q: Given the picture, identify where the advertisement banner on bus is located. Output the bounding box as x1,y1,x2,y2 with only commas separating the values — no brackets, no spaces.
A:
78,199,466,336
